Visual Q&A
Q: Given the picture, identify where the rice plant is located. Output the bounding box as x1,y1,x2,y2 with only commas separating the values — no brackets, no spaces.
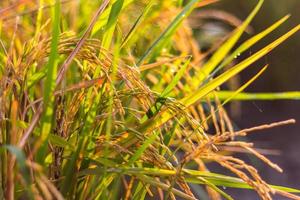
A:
0,0,300,199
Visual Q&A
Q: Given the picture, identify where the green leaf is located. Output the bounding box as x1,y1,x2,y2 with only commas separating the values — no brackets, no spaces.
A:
210,14,290,78
102,0,124,49
137,0,201,65
91,0,134,36
195,0,264,84
139,24,300,132
213,91,300,101
185,174,300,193
182,25,300,107
106,167,300,193
37,0,61,163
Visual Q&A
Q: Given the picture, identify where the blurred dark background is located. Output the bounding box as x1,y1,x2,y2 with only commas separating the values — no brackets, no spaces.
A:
206,0,300,199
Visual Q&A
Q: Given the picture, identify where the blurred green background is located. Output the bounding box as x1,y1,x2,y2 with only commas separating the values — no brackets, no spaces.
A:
208,1,300,199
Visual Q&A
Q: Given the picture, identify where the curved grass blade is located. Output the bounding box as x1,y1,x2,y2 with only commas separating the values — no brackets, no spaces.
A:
182,169,300,193
181,25,300,107
83,167,300,195
195,0,264,84
208,14,290,80
37,0,61,163
102,0,124,49
139,24,300,132
137,0,201,65
185,174,300,194
213,91,300,101
109,167,300,194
